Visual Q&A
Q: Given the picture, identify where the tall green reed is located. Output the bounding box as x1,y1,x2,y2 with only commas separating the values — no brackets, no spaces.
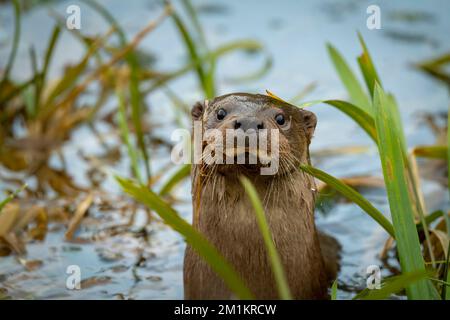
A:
83,0,152,184
240,177,292,300
300,34,448,299
117,176,254,299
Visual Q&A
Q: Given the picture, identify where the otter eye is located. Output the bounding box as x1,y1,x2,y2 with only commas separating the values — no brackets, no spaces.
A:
275,114,285,126
217,108,227,120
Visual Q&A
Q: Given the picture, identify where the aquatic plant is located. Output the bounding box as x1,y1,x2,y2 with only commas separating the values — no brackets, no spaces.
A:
300,34,449,300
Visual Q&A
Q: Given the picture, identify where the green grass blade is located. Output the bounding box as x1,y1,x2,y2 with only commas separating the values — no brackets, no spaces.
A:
28,46,38,117
44,52,90,107
180,0,224,98
181,0,208,48
289,82,317,105
440,211,450,299
373,83,433,299
240,176,292,300
0,184,27,213
159,164,191,196
353,270,429,300
389,93,436,269
82,0,126,39
387,94,408,154
48,10,104,66
169,4,211,97
357,32,382,97
296,100,324,109
83,0,151,182
227,54,273,83
116,87,142,183
445,246,450,300
417,210,445,232
41,26,61,84
324,100,377,142
299,165,395,238
0,0,20,87
116,177,254,299
331,280,338,300
145,40,266,94
390,93,436,268
0,74,38,103
164,86,190,128
128,68,151,182
180,0,217,97
448,104,450,196
35,25,61,113
327,43,371,113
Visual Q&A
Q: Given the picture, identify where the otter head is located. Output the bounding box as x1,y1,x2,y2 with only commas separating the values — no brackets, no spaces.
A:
192,93,316,177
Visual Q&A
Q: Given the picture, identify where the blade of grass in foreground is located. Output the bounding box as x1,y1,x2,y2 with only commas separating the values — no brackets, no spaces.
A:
159,164,191,196
357,32,382,98
0,184,27,213
442,135,450,296
442,212,450,299
373,83,435,299
388,93,436,269
327,43,371,113
116,177,254,299
324,100,377,142
447,104,450,196
240,176,292,300
331,280,338,300
299,165,395,238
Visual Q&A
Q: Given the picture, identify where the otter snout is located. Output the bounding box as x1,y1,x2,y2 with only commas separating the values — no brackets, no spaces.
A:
233,117,265,131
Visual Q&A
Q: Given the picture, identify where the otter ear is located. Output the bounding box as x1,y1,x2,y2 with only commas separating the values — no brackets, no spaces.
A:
301,109,317,141
191,100,208,121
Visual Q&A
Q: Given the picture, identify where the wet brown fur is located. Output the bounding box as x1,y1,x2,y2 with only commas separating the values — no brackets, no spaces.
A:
184,93,340,299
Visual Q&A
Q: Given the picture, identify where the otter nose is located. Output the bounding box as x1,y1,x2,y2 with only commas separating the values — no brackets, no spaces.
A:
234,118,264,131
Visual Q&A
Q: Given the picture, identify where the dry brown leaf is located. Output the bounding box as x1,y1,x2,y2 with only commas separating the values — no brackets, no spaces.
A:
17,258,43,271
424,229,449,263
0,149,28,171
29,207,48,241
0,203,20,237
380,236,395,260
1,233,25,255
80,276,112,289
0,242,12,256
65,193,94,240
36,166,85,196
15,205,41,230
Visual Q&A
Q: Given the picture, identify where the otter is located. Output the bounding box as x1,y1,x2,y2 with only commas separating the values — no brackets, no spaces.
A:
184,93,340,299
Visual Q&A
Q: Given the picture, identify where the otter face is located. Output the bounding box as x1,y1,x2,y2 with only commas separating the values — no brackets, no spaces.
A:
192,93,317,176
